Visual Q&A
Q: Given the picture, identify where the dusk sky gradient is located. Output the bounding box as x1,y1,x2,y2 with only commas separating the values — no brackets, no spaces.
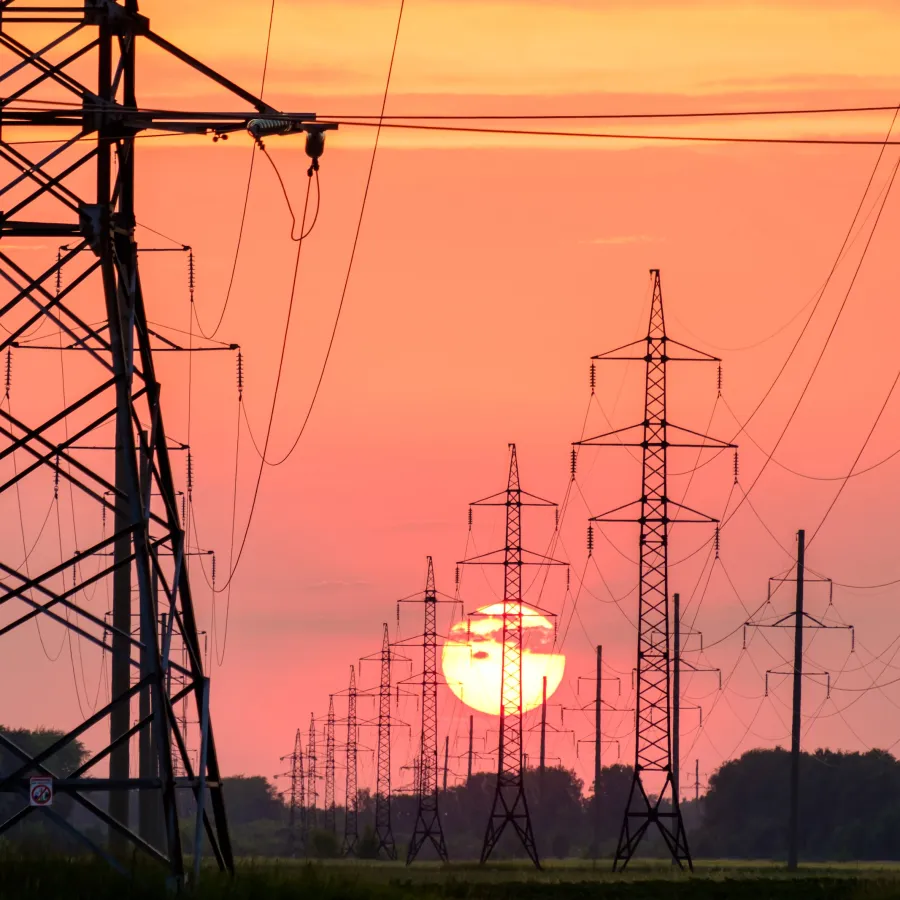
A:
5,0,900,800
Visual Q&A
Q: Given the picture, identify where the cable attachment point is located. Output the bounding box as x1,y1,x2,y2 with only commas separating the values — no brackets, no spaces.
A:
236,349,244,400
717,363,722,395
455,565,460,587
570,447,577,481
587,523,594,557
186,450,193,497
53,455,60,501
590,362,596,395
468,507,473,531
554,507,559,531
733,449,739,484
5,348,11,397
566,567,570,591
714,525,720,560
55,247,63,296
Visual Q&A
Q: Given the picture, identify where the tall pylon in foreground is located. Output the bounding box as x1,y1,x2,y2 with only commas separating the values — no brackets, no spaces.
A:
342,666,359,856
405,557,449,864
575,270,733,870
0,0,333,884
461,444,565,868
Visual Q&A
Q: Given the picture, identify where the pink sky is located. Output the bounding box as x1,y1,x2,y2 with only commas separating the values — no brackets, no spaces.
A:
3,0,900,800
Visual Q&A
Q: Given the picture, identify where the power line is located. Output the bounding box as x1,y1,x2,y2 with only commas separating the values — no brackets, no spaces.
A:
321,118,900,147
320,104,898,121
207,0,406,590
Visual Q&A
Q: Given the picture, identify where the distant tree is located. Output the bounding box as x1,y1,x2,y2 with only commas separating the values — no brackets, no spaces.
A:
222,775,286,826
695,747,900,861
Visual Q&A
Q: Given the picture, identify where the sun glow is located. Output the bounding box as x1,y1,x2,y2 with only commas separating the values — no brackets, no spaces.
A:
441,603,566,716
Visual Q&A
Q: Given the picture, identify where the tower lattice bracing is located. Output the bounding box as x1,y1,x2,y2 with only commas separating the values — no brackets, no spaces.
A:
461,444,564,868
406,556,449,864
342,665,359,856
576,270,732,870
324,695,336,834
374,623,397,859
0,0,331,883
306,714,318,833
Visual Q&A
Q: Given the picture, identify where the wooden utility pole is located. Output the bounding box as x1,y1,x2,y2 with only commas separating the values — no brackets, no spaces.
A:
443,736,449,792
787,530,805,872
468,715,474,780
673,593,681,804
594,645,602,854
540,676,547,775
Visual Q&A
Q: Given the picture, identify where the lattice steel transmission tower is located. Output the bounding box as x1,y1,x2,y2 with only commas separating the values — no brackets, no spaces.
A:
342,665,359,856
0,0,333,884
403,556,449,864
279,729,304,857
460,444,565,868
306,714,318,833
575,270,733,870
374,623,396,859
324,695,336,834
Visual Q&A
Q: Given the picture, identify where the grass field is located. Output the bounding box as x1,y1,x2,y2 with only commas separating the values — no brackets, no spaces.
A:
4,858,900,899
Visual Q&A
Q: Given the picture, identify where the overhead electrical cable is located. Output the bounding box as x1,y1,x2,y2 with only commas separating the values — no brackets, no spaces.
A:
320,117,900,147
191,0,276,340
208,0,407,590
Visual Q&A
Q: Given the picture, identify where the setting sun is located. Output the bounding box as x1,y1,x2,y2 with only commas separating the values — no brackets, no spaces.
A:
441,603,566,716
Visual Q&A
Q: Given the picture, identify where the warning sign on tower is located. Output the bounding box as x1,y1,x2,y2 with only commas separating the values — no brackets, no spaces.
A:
29,776,53,807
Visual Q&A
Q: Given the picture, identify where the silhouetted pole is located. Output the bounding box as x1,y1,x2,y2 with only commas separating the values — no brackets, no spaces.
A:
788,529,805,872
443,736,449,791
468,715,474,780
540,675,547,776
673,593,681,804
694,759,699,801
594,645,602,854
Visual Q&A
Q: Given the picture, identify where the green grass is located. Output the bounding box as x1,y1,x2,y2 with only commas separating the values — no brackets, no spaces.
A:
4,857,900,899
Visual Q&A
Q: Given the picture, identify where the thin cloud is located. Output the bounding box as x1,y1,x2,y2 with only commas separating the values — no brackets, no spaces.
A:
582,234,660,245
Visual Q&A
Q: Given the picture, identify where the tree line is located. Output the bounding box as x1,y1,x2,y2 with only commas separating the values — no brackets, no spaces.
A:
3,727,900,861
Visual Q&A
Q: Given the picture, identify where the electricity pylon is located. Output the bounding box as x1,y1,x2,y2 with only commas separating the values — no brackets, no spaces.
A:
278,729,304,857
400,557,451,864
306,714,318,833
342,665,359,856
745,530,853,871
460,444,565,868
575,270,733,870
375,623,396,859
324,695,337,834
0,0,334,884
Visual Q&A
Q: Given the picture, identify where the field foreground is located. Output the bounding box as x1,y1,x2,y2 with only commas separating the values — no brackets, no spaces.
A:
3,859,900,899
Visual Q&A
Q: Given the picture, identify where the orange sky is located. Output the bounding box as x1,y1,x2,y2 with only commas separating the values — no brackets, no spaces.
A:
4,0,900,800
